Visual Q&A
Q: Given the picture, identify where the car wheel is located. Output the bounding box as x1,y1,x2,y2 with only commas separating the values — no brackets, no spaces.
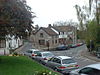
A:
41,62,45,65
54,67,58,72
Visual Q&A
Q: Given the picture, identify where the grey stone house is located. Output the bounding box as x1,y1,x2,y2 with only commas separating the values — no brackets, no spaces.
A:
34,27,59,49
32,25,75,49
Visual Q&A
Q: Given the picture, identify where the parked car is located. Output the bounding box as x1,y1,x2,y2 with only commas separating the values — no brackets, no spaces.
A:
76,43,84,47
46,56,79,74
69,63,100,75
35,51,54,64
56,45,69,50
70,44,77,48
24,49,41,58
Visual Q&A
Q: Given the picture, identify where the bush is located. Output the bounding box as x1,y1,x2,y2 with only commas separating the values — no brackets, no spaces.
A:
13,52,18,56
12,52,23,56
35,70,58,75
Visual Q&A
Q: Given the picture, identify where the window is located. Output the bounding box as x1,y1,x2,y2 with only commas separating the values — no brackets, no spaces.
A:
55,35,58,38
52,40,54,44
43,53,53,57
34,51,40,54
52,58,61,64
27,50,32,53
49,57,54,61
37,53,42,57
39,40,45,45
55,40,57,43
62,59,75,64
0,40,6,48
40,33,43,37
56,59,61,64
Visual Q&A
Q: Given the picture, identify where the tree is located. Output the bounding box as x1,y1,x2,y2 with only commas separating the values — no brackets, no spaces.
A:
75,0,100,52
85,20,100,51
0,0,36,39
53,20,77,26
89,0,100,25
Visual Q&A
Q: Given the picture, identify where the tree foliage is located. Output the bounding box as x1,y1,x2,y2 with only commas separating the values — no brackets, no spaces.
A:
53,20,77,26
89,0,100,25
74,0,100,53
85,20,100,51
0,0,36,39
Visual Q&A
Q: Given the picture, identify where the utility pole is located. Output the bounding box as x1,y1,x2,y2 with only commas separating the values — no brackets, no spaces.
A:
73,26,77,44
75,26,77,44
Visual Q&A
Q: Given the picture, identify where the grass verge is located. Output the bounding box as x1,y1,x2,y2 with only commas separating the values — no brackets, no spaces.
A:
0,56,60,75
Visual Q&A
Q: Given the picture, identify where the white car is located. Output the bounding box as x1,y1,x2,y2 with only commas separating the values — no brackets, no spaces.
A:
69,63,100,75
46,56,79,74
24,49,41,58
35,51,54,64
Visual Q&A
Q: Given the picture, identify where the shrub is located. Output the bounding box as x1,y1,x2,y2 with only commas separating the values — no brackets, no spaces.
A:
35,70,58,75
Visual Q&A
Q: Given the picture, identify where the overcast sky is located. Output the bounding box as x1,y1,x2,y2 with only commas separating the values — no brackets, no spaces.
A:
26,0,88,27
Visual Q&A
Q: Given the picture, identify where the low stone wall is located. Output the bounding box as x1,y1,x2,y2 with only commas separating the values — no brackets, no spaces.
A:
0,48,9,55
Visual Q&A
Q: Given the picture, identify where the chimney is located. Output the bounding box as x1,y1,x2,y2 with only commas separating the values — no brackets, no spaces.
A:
48,24,52,28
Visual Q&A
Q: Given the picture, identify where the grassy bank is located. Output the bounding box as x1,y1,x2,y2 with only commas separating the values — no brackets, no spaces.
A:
0,56,59,75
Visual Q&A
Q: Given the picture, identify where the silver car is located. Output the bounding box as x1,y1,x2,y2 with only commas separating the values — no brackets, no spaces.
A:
46,56,79,74
24,49,41,58
70,63,100,75
35,51,54,64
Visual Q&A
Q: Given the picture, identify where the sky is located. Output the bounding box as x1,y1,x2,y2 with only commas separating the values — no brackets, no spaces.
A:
26,0,88,27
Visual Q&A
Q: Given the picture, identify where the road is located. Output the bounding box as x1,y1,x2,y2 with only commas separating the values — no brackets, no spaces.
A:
19,42,99,68
50,45,98,68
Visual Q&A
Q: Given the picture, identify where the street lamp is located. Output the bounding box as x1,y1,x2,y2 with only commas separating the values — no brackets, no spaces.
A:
46,40,49,50
73,25,77,44
46,37,51,51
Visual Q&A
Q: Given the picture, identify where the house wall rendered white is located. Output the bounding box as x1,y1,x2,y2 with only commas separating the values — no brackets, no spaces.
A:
0,34,23,55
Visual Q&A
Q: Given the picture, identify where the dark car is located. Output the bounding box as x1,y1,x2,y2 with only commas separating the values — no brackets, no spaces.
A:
56,45,69,50
70,44,77,48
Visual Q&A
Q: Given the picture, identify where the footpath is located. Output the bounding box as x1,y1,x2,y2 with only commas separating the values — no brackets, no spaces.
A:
14,42,28,54
80,49,100,62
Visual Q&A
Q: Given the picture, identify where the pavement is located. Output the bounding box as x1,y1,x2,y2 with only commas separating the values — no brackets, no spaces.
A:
14,45,24,52
14,42,28,54
80,48,100,62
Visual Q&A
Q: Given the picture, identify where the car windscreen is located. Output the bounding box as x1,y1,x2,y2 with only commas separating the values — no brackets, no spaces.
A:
58,45,65,47
43,53,53,57
62,59,75,64
34,51,40,54
37,53,42,57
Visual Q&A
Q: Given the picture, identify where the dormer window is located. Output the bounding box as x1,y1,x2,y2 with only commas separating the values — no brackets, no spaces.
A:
40,33,43,37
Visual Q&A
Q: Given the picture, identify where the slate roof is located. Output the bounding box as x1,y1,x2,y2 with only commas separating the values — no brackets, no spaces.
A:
43,27,58,36
35,27,58,36
35,26,74,36
52,26,74,32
